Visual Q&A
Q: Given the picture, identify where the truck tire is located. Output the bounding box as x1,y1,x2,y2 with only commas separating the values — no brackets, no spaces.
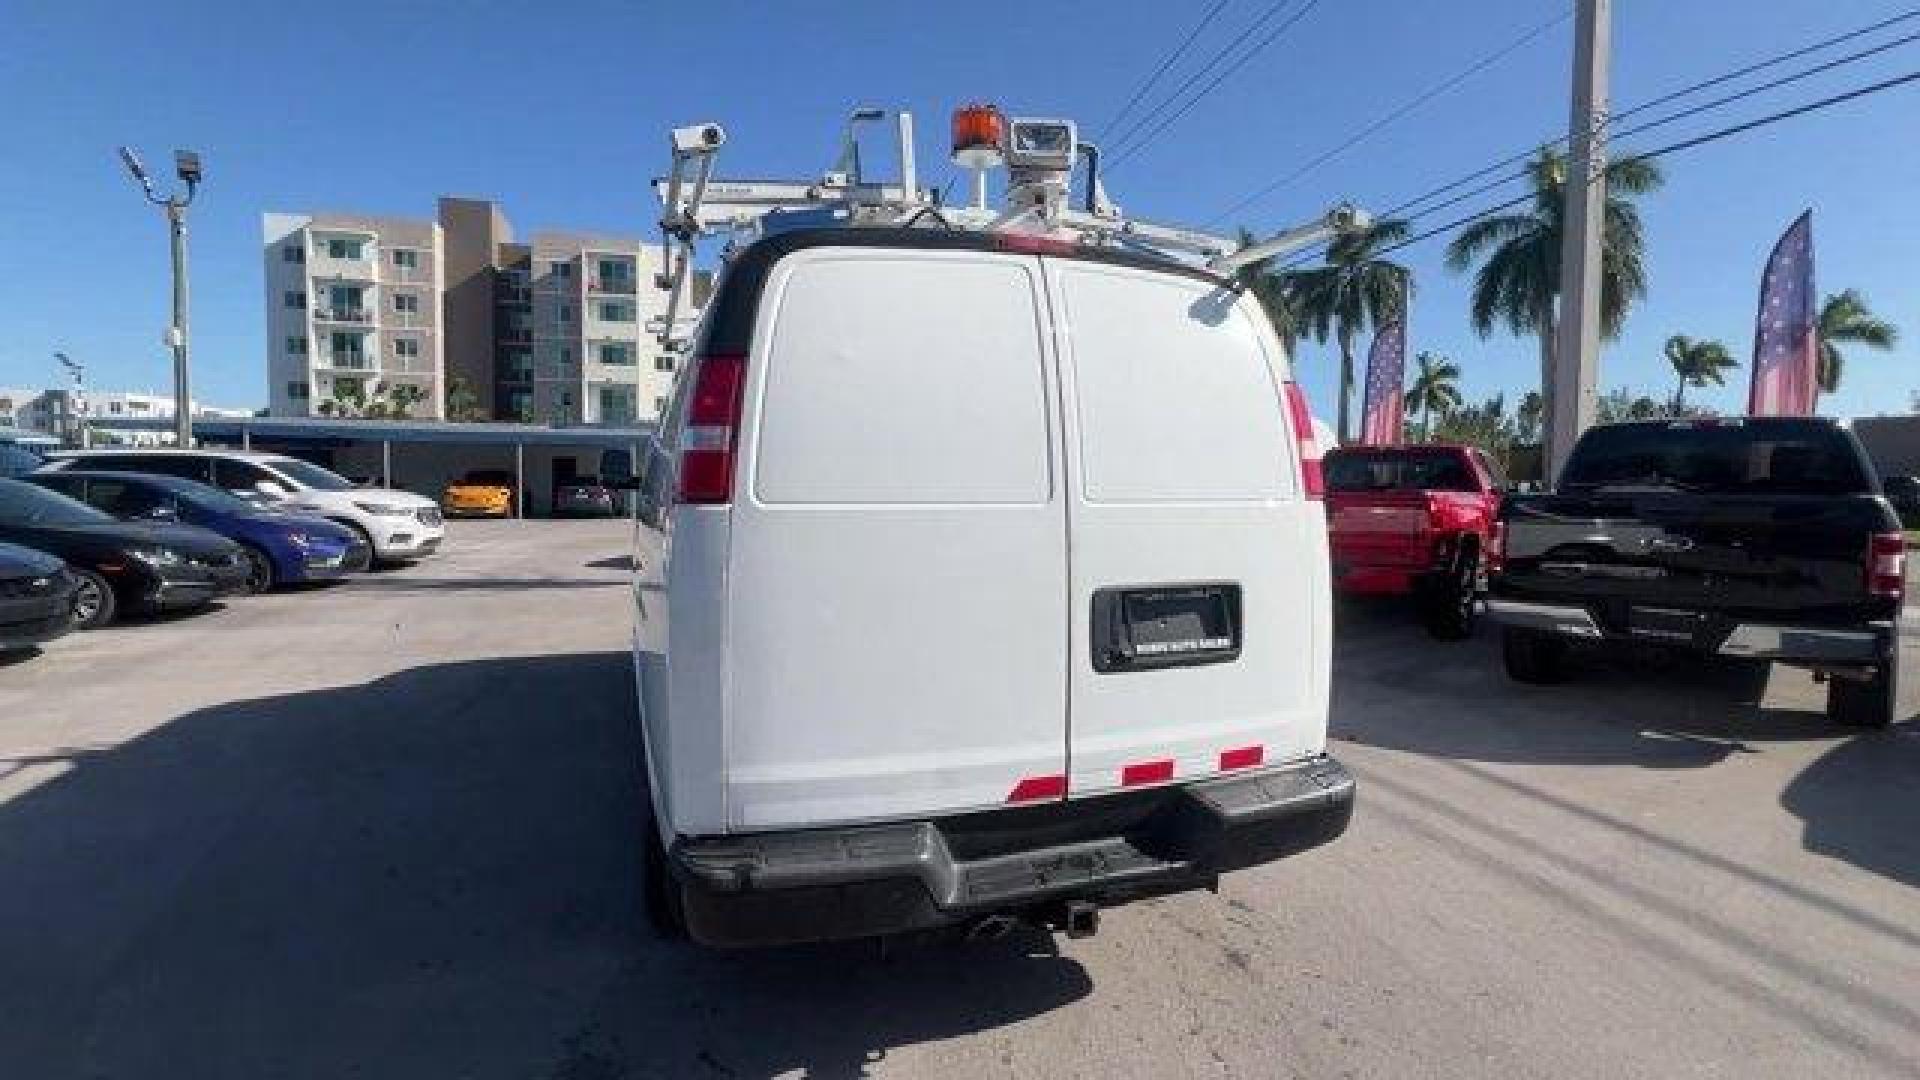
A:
1502,627,1569,685
1826,664,1898,728
1420,544,1479,642
643,818,688,940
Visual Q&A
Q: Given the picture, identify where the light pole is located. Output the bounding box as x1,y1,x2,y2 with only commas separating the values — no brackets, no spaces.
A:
117,145,202,447
54,351,87,449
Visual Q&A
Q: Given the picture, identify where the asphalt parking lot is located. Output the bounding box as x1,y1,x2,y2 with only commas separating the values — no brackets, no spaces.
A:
2,519,1916,1079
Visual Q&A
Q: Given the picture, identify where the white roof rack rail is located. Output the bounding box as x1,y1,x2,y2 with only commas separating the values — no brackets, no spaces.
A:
650,105,1370,349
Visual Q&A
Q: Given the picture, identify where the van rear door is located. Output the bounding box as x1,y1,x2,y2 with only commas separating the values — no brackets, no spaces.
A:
724,247,1068,830
1046,260,1328,796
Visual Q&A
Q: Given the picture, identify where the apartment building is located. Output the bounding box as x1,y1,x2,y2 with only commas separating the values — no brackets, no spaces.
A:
0,387,251,447
264,212,445,420
266,198,689,425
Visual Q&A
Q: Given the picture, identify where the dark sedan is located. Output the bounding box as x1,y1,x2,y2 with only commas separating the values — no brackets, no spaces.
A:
27,470,367,592
0,541,75,653
553,477,619,518
0,478,248,629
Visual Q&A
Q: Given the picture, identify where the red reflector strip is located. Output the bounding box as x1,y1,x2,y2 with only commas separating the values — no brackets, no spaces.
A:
1007,774,1067,803
1218,745,1264,771
1121,759,1175,786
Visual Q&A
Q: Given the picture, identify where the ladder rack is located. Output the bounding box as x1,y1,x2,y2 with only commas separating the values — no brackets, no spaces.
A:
650,108,1370,349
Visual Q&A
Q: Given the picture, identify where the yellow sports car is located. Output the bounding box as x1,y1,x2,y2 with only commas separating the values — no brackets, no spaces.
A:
441,469,516,518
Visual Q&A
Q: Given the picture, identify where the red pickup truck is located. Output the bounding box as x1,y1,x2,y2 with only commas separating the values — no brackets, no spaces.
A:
1323,444,1506,640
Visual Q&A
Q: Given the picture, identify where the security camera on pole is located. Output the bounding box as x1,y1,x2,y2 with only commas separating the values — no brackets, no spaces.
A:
117,145,202,448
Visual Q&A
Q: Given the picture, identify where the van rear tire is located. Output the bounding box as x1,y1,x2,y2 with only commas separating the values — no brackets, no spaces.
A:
643,818,688,940
1502,627,1569,685
1827,664,1897,728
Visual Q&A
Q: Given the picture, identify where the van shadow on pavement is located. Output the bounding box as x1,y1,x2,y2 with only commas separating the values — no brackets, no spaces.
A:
0,652,1090,1080
1781,728,1920,891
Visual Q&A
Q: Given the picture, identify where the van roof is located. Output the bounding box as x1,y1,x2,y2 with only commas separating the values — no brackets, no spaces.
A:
701,227,1232,356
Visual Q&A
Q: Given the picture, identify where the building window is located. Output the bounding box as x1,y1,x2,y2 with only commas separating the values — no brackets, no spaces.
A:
599,343,632,366
655,396,668,413
560,305,574,322
560,347,573,365
330,332,364,363
392,249,418,269
326,237,364,259
654,355,674,372
284,290,307,309
597,258,631,282
109,401,124,415
393,293,419,314
282,244,305,264
288,381,310,400
598,301,633,322
549,262,572,278
393,338,420,358
286,336,308,355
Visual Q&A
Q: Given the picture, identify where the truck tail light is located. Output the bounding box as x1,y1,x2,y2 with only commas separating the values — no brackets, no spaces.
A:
1489,519,1507,573
1282,381,1323,500
676,352,746,505
1868,531,1906,600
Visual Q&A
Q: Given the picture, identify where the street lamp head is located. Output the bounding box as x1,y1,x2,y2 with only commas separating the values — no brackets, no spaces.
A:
117,145,153,190
174,149,202,186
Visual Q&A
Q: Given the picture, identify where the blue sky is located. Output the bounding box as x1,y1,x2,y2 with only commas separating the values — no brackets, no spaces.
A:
0,0,1914,422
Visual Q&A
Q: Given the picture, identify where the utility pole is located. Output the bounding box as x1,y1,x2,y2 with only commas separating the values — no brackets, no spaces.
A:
117,146,202,448
1548,0,1610,482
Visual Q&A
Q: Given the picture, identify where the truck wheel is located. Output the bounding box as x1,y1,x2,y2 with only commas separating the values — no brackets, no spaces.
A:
643,819,688,940
1826,664,1899,729
1502,627,1569,684
1420,547,1479,642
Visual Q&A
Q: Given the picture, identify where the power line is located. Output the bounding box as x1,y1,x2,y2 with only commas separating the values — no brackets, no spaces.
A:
1259,9,1920,269
1095,0,1235,144
1102,0,1303,160
1208,6,1572,226
1305,64,1920,270
1105,0,1325,171
1382,6,1920,222
1374,19,1920,229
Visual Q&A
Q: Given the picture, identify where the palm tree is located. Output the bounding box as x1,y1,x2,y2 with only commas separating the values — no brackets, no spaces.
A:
1405,351,1463,441
1515,390,1544,444
1444,147,1663,421
1235,228,1300,356
1662,334,1737,412
1286,219,1412,441
1817,289,1900,394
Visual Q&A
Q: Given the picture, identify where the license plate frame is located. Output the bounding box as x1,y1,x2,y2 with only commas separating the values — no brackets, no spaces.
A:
1091,581,1242,673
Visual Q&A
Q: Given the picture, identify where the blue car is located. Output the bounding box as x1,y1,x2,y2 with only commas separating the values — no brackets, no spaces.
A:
24,470,367,592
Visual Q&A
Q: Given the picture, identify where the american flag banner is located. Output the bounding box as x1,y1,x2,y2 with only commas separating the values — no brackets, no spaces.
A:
1359,319,1406,445
1748,210,1819,416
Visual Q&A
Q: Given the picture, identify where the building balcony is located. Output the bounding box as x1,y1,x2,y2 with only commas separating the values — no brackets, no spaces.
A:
588,277,637,294
499,328,533,345
315,352,374,371
313,307,374,325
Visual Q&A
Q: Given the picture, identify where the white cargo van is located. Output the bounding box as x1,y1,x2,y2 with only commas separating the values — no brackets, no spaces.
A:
633,224,1352,947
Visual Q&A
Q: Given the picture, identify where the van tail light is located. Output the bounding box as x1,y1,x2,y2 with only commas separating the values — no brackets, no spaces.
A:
1282,381,1324,500
1489,519,1508,574
676,352,746,505
1868,531,1906,600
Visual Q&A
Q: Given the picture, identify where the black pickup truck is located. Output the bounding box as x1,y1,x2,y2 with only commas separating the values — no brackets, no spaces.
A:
1488,417,1905,727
